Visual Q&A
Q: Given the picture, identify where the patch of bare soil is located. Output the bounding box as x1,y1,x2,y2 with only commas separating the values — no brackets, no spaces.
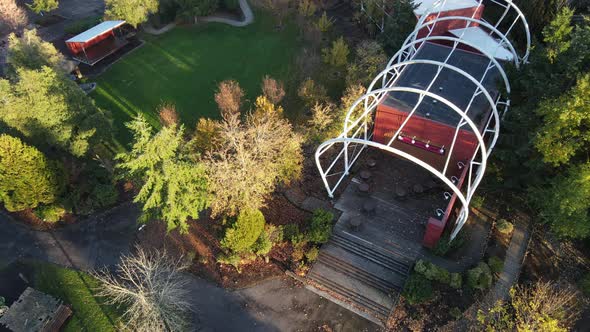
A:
138,193,312,289
389,286,476,331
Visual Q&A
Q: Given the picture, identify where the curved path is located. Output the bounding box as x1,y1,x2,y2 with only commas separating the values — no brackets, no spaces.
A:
144,0,254,35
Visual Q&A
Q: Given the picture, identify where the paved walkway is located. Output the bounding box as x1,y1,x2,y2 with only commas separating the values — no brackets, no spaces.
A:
144,0,255,36
442,218,531,331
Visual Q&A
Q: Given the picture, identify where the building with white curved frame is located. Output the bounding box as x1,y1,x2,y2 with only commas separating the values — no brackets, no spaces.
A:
316,0,531,246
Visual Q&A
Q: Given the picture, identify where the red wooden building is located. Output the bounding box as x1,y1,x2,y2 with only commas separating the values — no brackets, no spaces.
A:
65,20,128,66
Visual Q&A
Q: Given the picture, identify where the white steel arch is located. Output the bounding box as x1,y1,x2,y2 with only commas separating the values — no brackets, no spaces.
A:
316,0,531,241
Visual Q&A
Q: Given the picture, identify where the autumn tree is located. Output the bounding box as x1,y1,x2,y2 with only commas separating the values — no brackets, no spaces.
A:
297,78,329,108
261,75,286,105
346,40,387,86
6,29,65,77
116,115,209,232
28,0,58,14
322,37,350,68
0,0,27,35
0,67,111,157
157,102,180,127
206,96,303,217
0,134,62,212
95,247,194,332
214,79,244,119
104,0,158,27
477,281,580,331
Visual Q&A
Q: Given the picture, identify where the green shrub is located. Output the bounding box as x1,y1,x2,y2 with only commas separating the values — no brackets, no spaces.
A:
450,307,462,320
221,209,265,254
578,273,590,296
496,219,514,235
91,184,118,209
292,242,306,262
308,209,334,244
467,262,493,291
450,273,462,289
64,16,102,35
252,230,273,257
432,232,465,256
217,252,242,271
283,224,301,242
305,246,319,262
414,259,451,284
402,273,434,305
488,256,504,275
471,195,485,209
34,204,66,223
267,224,284,244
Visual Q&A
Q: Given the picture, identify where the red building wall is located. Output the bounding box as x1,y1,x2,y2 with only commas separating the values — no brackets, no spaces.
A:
66,30,115,55
373,103,477,174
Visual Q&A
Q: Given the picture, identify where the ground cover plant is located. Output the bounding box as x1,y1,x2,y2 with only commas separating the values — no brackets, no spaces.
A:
31,262,124,332
92,11,301,146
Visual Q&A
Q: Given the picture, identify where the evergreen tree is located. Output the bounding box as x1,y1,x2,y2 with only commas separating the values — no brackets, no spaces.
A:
6,29,65,77
117,115,209,233
0,67,111,157
28,0,59,14
0,134,62,212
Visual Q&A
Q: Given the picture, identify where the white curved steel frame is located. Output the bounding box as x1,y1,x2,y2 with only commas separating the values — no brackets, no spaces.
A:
317,0,530,241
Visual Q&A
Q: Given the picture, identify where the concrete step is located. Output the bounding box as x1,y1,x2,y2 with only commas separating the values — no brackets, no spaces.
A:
308,264,394,323
330,231,413,276
317,249,404,293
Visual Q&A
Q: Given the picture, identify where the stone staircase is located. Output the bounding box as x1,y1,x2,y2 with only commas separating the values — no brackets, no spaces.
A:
307,228,415,326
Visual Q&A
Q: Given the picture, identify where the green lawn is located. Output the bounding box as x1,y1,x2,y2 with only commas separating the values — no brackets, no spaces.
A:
32,262,123,332
92,12,301,147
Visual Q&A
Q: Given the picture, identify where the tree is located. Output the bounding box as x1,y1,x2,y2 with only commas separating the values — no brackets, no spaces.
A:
346,40,387,86
297,0,316,18
514,0,568,38
307,102,335,142
6,29,65,77
543,6,574,62
377,0,416,55
535,163,590,238
0,67,111,157
261,75,286,105
0,134,62,212
104,0,158,27
0,0,27,35
322,37,350,68
316,11,334,33
534,73,590,166
176,0,218,21
297,78,329,108
206,96,303,217
95,247,194,332
214,79,244,120
187,117,219,154
116,115,209,232
157,102,180,127
28,0,58,14
263,0,291,27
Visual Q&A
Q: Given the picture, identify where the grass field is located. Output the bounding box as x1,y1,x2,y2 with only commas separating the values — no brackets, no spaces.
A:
32,262,123,331
92,12,301,147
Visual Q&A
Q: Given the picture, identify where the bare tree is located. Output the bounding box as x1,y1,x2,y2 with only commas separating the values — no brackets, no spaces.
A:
0,0,27,35
158,102,180,127
214,80,244,120
206,96,303,217
95,247,194,332
261,75,286,105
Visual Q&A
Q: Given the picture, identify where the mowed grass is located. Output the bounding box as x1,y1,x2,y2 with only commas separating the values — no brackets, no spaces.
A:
32,262,123,332
92,12,301,147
